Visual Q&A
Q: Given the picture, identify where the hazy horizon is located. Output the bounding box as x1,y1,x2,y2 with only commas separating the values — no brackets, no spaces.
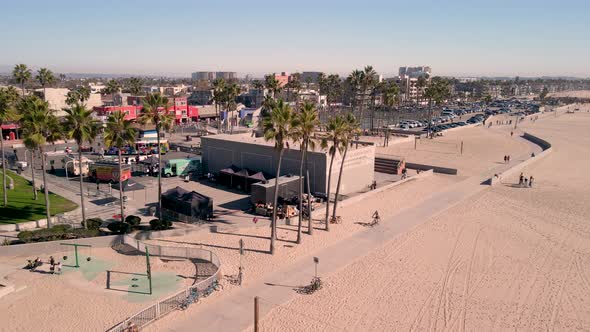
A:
1,0,589,78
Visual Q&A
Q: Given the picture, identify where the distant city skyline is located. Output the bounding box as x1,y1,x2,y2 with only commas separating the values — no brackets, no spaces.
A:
1,0,589,78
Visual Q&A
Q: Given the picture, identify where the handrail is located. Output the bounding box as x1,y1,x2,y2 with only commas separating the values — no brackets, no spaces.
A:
106,234,221,332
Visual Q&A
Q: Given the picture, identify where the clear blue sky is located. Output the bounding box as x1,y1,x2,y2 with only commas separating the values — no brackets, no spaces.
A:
1,0,589,77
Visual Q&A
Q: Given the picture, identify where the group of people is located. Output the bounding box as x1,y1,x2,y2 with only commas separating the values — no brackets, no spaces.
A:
519,173,534,188
503,155,511,163
27,256,62,274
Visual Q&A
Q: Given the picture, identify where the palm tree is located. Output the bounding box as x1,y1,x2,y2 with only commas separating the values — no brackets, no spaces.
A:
262,100,293,254
17,96,39,200
64,104,99,229
224,83,240,133
264,75,282,99
128,77,143,96
0,87,20,206
66,86,91,106
362,66,378,131
36,68,55,100
331,112,359,220
138,93,174,221
104,111,137,223
212,78,226,133
347,70,363,116
291,102,319,240
322,115,346,231
13,64,32,96
104,79,121,105
20,97,62,227
416,76,427,104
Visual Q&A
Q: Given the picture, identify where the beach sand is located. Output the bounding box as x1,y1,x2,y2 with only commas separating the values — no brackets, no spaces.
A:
255,107,590,331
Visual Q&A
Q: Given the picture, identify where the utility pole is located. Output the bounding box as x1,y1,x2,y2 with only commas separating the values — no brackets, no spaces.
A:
254,296,260,332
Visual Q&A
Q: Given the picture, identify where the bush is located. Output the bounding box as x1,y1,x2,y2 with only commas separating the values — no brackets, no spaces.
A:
107,222,131,234
149,218,172,231
125,215,141,228
16,224,98,243
83,218,104,230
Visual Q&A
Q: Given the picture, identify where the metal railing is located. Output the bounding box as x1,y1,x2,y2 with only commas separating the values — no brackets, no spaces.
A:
106,235,221,332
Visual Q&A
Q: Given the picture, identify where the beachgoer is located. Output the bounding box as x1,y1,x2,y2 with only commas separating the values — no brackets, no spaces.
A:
529,176,534,187
56,262,62,274
510,131,514,137
519,173,524,185
531,152,535,157
524,178,528,186
504,155,507,163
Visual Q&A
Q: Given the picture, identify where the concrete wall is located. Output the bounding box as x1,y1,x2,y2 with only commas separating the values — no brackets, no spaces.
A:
201,136,375,196
489,131,552,186
0,235,121,257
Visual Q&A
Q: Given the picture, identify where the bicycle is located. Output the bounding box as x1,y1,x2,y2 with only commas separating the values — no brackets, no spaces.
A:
179,288,199,310
202,279,224,297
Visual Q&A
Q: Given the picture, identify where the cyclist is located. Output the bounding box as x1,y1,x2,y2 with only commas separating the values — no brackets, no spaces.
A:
372,211,380,225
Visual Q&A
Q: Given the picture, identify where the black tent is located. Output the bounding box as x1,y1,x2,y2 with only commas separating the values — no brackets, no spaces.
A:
246,171,270,191
161,186,213,221
219,165,242,187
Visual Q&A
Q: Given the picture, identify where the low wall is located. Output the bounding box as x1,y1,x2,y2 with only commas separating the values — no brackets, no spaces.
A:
489,131,552,186
339,169,434,209
406,162,458,175
0,235,121,257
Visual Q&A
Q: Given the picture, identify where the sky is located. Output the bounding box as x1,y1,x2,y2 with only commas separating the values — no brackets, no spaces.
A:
1,0,589,78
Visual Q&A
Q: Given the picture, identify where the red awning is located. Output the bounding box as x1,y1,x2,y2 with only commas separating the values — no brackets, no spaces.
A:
1,124,20,130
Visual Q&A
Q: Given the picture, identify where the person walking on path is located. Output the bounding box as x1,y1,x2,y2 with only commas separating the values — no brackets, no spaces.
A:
519,173,524,186
504,155,507,164
510,131,514,137
529,176,534,187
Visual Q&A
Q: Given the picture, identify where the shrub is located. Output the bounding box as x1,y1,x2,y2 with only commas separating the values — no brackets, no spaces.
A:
149,218,172,231
84,218,104,230
16,224,97,243
107,222,131,234
125,215,141,228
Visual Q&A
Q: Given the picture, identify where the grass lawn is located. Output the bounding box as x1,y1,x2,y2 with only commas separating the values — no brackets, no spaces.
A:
0,170,78,224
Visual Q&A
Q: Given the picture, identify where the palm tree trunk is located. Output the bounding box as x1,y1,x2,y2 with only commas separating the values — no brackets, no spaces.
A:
156,126,163,221
78,149,87,229
306,166,313,235
270,148,284,254
118,149,125,223
30,151,38,200
332,144,348,218
296,142,306,244
325,147,336,231
40,150,51,228
1,128,7,207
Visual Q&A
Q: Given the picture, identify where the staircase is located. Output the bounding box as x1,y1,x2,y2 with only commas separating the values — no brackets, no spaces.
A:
375,157,405,175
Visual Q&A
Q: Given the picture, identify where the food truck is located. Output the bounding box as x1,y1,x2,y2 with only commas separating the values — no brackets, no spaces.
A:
162,157,202,177
89,162,132,183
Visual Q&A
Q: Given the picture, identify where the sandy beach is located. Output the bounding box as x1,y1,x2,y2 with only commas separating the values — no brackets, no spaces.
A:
254,105,590,331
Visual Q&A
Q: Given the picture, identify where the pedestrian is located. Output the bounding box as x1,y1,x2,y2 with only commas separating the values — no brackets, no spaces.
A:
524,178,528,187
529,176,534,187
503,155,507,163
507,155,510,163
519,173,524,186
510,131,513,137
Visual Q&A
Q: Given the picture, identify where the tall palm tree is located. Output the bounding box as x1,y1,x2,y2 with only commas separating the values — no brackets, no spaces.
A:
64,104,99,229
66,86,91,106
348,70,363,116
322,115,346,231
212,78,226,133
13,64,32,96
138,93,174,221
224,83,240,133
20,97,62,227
36,68,55,100
104,111,137,223
128,77,144,96
361,66,378,131
331,112,359,220
264,74,282,99
262,100,293,254
104,79,121,105
0,87,20,206
17,96,39,200
291,102,319,240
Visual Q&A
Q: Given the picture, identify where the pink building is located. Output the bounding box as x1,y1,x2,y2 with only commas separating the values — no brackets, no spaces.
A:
94,96,199,123
274,72,292,87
